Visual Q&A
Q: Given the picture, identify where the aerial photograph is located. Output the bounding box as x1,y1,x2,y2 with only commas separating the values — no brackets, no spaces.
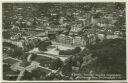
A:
2,81,127,83
2,3,126,81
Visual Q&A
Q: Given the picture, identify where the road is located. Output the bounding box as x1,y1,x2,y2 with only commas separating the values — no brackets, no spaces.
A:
17,69,25,80
29,47,69,61
16,61,55,80
3,39,23,48
3,39,68,80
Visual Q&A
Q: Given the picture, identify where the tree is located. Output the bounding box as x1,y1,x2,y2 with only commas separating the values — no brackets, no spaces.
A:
59,47,81,55
62,61,72,76
50,58,63,70
81,39,126,80
30,53,37,61
21,70,32,80
3,31,12,39
59,49,73,55
38,40,52,51
73,47,81,54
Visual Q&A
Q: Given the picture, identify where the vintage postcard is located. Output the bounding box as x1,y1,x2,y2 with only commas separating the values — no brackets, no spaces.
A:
2,82,127,83
1,0,127,82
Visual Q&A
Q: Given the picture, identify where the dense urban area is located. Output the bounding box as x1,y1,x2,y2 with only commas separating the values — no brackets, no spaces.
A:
2,3,126,80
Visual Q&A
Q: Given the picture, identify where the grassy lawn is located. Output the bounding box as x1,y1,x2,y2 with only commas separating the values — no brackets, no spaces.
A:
3,58,20,65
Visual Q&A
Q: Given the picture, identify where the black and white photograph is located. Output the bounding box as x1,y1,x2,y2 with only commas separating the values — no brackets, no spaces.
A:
2,82,127,83
2,2,126,81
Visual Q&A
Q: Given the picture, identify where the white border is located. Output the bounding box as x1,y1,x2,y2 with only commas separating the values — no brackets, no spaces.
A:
0,0,127,3
0,1,2,83
0,0,127,82
126,1,128,83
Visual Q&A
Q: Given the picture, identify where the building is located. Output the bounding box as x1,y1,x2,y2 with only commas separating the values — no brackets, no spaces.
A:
56,33,96,47
73,36,82,46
